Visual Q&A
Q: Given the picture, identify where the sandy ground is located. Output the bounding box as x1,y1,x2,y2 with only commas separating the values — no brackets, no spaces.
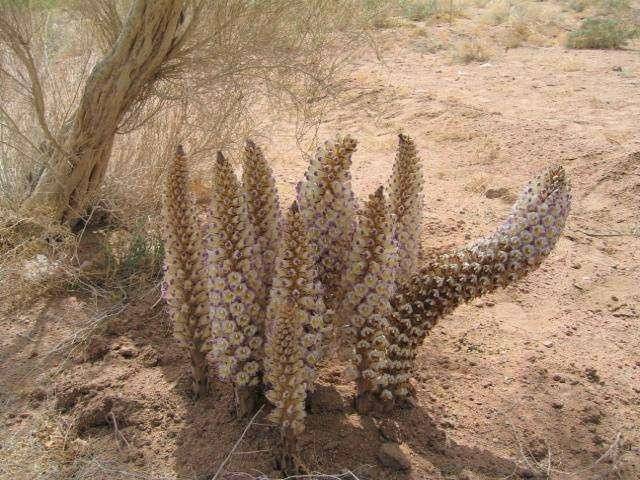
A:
1,13,639,480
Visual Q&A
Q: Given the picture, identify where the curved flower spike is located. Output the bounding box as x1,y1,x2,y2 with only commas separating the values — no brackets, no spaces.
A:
381,166,571,408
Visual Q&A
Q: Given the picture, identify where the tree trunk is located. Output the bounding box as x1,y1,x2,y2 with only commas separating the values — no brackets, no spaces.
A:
21,0,186,225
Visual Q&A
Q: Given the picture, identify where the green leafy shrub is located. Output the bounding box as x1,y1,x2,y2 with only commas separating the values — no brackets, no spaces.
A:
566,17,639,49
398,0,438,20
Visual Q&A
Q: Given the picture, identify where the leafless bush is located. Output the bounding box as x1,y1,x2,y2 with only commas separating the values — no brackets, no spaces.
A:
0,0,369,303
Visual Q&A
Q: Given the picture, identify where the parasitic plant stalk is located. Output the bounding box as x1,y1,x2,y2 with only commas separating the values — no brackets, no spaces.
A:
341,186,397,413
264,300,309,474
162,145,211,398
267,201,328,392
388,134,424,284
381,166,571,408
242,140,280,294
208,152,265,417
297,136,358,310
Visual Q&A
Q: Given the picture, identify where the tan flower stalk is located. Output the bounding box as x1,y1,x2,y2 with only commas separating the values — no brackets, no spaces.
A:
264,302,308,473
297,136,358,306
381,166,571,408
162,145,211,398
341,186,397,413
242,140,280,293
388,134,424,284
207,151,264,417
268,201,327,391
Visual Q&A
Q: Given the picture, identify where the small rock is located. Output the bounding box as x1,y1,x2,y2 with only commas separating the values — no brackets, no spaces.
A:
542,341,554,348
585,367,601,383
571,263,582,269
139,345,160,367
611,295,619,302
485,187,510,199
582,406,604,425
528,438,548,461
118,343,138,359
551,401,563,409
458,469,481,480
552,374,565,383
377,442,411,471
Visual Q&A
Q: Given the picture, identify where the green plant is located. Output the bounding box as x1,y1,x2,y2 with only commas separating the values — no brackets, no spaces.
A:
119,228,164,281
399,0,438,21
567,17,639,49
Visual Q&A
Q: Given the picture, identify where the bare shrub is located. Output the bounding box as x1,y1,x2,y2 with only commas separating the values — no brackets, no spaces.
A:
0,0,367,225
0,0,367,304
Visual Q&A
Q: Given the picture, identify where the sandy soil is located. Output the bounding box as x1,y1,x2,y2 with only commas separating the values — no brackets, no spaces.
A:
1,13,639,480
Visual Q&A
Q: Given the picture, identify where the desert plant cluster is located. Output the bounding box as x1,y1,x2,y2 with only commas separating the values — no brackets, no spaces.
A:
162,134,571,471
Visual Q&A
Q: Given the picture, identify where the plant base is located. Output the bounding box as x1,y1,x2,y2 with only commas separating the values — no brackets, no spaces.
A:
355,390,382,415
274,436,308,476
234,385,260,418
190,348,210,399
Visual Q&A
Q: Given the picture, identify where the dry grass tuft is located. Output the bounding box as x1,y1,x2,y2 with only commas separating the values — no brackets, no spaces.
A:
452,37,493,63
481,0,570,48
